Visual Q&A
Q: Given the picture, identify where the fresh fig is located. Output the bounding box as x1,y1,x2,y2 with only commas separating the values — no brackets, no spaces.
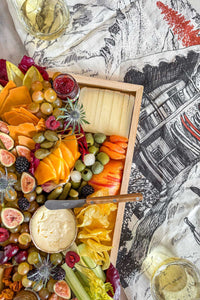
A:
0,121,9,134
54,280,71,299
0,133,14,150
16,145,31,162
0,251,9,265
1,208,24,229
21,172,36,194
0,149,16,167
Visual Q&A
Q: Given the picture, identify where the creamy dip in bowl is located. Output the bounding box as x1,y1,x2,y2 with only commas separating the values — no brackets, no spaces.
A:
30,205,77,253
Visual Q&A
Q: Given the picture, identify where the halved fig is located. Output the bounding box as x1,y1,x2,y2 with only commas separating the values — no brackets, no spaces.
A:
0,133,14,150
16,145,31,162
0,149,16,167
1,208,24,229
21,172,36,194
0,121,9,134
54,280,71,299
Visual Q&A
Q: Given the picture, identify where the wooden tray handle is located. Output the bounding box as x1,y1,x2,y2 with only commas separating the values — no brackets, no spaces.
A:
86,193,143,205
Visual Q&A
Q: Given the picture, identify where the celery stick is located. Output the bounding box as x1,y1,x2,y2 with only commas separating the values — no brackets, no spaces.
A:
62,263,91,300
78,243,106,282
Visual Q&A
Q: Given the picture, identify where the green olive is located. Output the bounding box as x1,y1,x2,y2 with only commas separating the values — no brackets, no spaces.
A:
91,161,104,174
74,160,86,172
33,132,45,143
89,145,99,155
96,152,110,165
44,130,59,142
94,133,106,144
36,194,46,204
85,133,94,146
81,168,93,181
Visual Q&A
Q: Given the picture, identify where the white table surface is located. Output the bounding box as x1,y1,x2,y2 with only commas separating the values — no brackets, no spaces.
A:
0,1,128,299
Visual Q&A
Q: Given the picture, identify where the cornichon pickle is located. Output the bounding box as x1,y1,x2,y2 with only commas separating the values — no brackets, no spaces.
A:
71,181,81,189
69,189,79,198
47,186,63,200
58,182,71,200
94,133,106,144
33,132,45,143
78,180,88,193
35,149,50,159
44,130,59,142
40,141,55,149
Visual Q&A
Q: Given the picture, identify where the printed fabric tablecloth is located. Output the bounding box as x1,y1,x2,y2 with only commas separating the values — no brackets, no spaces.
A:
8,0,200,299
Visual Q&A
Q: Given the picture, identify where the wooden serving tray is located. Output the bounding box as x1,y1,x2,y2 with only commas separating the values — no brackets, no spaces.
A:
49,72,143,265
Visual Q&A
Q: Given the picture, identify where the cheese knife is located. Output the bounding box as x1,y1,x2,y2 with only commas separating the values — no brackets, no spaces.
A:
45,193,143,210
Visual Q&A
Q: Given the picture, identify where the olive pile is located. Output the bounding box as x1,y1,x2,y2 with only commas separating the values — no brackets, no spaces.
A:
33,130,59,159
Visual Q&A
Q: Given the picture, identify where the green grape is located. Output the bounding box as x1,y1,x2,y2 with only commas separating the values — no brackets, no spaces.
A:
10,225,21,233
32,80,43,91
40,102,53,115
18,262,30,275
50,253,63,265
25,191,37,202
44,88,57,103
27,102,40,114
32,280,43,292
28,246,38,254
22,275,33,287
43,80,52,89
53,107,64,118
23,211,32,223
4,189,17,202
47,278,56,293
38,287,50,300
32,91,44,103
53,97,62,108
28,251,40,265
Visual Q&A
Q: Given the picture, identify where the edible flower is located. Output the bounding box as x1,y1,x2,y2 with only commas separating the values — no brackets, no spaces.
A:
65,251,80,268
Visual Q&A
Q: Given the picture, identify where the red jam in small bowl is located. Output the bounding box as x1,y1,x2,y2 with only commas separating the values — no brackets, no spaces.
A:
53,73,80,101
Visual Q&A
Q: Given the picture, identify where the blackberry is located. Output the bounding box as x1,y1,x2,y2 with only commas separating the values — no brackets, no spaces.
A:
15,156,30,173
51,266,66,280
27,269,40,282
18,197,30,211
81,184,94,197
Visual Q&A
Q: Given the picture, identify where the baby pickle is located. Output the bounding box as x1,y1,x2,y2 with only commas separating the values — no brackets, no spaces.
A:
47,186,63,200
71,181,81,189
58,182,71,200
94,133,106,144
69,189,79,198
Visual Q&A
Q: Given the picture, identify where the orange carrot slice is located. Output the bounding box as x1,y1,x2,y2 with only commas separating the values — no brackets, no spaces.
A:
109,135,128,143
100,146,126,160
102,141,125,154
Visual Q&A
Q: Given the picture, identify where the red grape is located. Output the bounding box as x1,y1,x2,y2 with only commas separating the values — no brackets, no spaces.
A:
4,244,19,259
15,250,28,264
0,228,9,242
0,251,9,265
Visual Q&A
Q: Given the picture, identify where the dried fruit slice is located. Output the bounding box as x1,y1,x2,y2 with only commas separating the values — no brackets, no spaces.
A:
0,149,16,167
54,280,71,299
0,132,14,150
43,157,57,177
59,142,75,169
1,207,24,229
23,66,43,90
21,172,36,194
16,145,31,162
6,61,24,87
34,161,57,185
0,120,9,134
63,134,79,159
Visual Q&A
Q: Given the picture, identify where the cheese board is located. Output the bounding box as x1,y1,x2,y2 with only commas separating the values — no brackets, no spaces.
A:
0,57,143,299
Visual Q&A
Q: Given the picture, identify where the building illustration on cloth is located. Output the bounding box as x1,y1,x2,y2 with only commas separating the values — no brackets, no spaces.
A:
135,64,200,191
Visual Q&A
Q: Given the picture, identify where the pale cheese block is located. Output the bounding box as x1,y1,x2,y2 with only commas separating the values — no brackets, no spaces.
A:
79,87,135,137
